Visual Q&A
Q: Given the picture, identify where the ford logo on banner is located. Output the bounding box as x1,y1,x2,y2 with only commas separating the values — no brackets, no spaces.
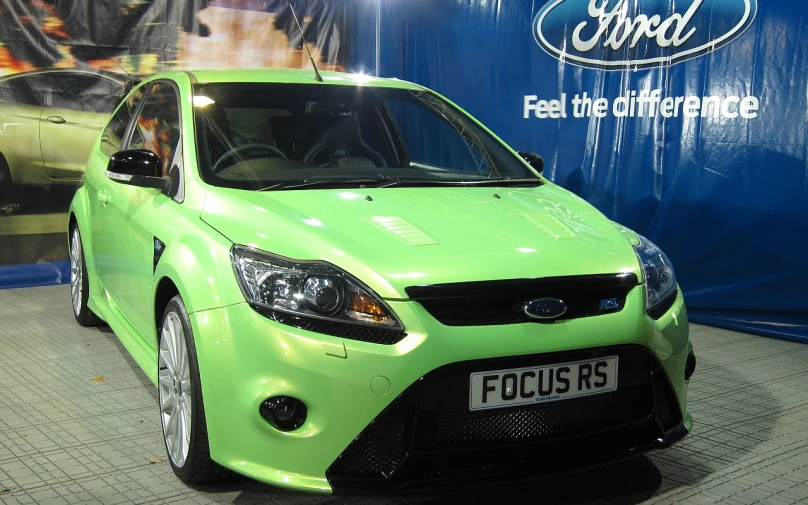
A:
533,0,758,70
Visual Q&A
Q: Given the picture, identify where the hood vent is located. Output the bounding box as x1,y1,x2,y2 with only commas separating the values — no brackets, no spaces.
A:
363,216,438,246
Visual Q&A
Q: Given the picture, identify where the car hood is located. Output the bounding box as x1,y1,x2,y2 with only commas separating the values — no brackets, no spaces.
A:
200,183,641,299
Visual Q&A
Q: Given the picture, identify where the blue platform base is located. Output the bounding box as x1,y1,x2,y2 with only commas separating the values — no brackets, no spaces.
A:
0,261,70,289
689,310,808,345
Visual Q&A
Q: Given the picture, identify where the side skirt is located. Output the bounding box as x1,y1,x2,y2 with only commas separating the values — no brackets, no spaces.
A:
88,271,158,386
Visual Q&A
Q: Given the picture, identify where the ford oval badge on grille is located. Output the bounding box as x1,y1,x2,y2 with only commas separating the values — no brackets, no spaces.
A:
523,298,568,320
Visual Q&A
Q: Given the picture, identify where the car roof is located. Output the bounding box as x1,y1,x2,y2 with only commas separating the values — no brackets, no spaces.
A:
0,67,131,84
180,68,424,91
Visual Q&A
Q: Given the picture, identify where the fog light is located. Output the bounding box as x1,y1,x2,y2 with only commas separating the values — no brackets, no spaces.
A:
684,350,696,380
260,396,307,431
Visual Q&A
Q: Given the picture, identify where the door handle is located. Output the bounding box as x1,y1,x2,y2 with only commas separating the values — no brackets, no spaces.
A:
97,191,109,205
47,115,66,124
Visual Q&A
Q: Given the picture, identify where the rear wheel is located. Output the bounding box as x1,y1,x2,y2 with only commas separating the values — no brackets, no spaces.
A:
158,295,231,484
69,224,102,327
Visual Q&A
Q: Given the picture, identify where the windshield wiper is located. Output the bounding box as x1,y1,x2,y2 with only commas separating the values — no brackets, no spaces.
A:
279,176,393,190
269,175,542,191
254,177,388,191
377,176,543,188
257,182,284,191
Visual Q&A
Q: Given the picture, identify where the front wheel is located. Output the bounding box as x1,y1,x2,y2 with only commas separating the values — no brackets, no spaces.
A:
69,225,102,326
158,295,231,484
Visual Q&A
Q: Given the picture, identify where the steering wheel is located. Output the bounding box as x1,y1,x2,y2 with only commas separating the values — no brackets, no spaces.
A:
212,143,287,174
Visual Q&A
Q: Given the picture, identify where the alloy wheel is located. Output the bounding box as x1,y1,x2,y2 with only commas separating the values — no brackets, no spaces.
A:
70,228,82,317
158,311,193,468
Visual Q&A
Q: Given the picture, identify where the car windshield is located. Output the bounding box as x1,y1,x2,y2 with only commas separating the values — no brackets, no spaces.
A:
192,83,540,190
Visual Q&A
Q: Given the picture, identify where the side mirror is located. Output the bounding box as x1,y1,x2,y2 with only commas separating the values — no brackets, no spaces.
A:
518,151,544,174
106,149,171,194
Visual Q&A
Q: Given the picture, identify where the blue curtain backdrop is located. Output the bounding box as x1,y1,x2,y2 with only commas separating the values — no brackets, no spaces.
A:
355,0,808,342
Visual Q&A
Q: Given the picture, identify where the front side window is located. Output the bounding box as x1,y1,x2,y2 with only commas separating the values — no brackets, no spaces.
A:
101,82,147,157
0,74,51,107
128,83,181,175
192,83,539,190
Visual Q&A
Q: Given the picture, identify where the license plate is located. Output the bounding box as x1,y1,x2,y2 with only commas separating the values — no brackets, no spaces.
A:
469,356,618,411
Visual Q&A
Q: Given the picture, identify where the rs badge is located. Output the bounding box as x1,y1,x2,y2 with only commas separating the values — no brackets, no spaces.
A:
600,298,620,310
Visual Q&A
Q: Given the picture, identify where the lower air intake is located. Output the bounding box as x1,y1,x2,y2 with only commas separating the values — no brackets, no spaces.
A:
329,401,412,478
327,345,684,493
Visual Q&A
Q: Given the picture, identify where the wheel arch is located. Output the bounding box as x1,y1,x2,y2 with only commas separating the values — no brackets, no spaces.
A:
151,234,243,342
154,276,181,339
67,187,98,274
0,147,26,185
0,151,11,203
0,151,10,178
151,231,242,321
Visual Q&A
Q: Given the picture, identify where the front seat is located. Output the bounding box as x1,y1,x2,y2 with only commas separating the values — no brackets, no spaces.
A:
268,115,306,159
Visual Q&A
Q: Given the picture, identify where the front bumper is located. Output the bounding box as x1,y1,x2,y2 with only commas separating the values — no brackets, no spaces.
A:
189,286,691,493
327,344,688,493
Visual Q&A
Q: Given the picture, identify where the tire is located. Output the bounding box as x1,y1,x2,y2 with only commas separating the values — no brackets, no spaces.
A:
69,224,102,327
158,295,231,484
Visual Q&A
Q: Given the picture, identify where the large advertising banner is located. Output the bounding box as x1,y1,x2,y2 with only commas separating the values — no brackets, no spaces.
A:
0,0,352,287
380,0,808,341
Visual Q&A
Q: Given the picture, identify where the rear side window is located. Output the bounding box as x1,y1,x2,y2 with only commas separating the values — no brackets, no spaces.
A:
101,83,147,157
51,74,124,113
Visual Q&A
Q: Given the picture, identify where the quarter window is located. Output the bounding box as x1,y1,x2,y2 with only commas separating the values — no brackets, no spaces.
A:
127,83,181,176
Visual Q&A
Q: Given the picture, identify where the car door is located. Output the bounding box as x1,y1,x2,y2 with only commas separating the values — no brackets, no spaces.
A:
40,73,124,180
92,82,182,342
87,80,147,278
0,74,49,185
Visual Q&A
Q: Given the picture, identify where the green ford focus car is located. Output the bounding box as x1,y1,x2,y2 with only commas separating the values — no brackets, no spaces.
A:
68,69,695,494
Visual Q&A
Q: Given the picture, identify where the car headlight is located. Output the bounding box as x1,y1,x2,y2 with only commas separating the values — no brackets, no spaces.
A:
632,234,677,314
231,246,403,331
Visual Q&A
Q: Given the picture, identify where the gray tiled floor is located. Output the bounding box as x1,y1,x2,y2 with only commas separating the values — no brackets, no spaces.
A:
1,285,807,505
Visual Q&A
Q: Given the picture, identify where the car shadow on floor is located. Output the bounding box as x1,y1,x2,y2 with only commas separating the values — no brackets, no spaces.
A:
96,324,159,402
644,353,780,495
206,455,661,505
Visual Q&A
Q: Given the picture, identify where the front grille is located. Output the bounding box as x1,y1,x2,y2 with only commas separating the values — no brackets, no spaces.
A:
405,273,639,326
416,385,652,450
327,345,683,492
420,394,608,447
